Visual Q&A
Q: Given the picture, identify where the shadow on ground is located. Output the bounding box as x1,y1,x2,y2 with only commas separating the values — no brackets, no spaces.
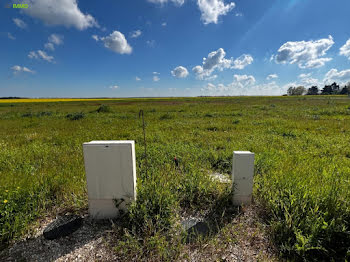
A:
183,191,240,243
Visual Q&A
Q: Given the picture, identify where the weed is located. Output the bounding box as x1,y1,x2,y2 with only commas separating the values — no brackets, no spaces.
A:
96,104,111,113
66,112,85,120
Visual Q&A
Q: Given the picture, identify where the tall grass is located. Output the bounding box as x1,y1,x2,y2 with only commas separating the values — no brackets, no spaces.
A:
0,96,349,260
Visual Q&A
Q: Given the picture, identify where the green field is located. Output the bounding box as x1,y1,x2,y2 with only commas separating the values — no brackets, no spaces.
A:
0,96,349,261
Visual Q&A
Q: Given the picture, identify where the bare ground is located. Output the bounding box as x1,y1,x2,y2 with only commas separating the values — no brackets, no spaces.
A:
0,204,280,262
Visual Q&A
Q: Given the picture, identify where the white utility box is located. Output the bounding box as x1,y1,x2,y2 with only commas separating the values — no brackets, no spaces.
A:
232,151,254,206
83,141,137,219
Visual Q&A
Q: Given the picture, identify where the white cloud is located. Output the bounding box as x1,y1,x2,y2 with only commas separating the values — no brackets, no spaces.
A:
171,66,189,78
153,72,160,75
298,73,311,79
197,0,235,24
232,54,253,69
201,80,283,96
235,12,243,17
266,74,278,80
28,50,54,62
99,31,132,54
37,50,54,62
28,51,38,59
136,76,141,81
48,34,64,45
130,30,142,38
234,74,255,86
192,48,230,80
340,39,350,60
153,75,160,82
109,85,119,89
205,74,218,81
192,48,253,80
11,65,35,74
298,73,320,87
275,35,334,69
92,35,99,41
43,34,63,51
200,72,289,96
21,0,98,30
162,22,167,27
146,40,156,47
324,68,350,85
44,42,55,51
147,0,185,6
7,33,16,40
13,18,27,29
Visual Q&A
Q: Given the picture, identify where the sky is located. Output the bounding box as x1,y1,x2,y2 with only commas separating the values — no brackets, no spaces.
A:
1,0,350,97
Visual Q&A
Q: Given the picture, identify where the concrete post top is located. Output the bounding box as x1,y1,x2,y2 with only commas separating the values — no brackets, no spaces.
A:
234,151,254,155
83,140,135,146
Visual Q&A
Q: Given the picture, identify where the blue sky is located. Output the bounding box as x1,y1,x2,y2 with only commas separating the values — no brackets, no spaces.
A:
1,0,350,97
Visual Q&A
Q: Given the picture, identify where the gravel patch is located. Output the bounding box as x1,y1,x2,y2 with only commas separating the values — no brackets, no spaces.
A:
1,214,118,262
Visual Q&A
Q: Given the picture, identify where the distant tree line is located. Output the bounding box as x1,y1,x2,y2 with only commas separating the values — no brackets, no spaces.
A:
287,82,350,96
0,97,25,99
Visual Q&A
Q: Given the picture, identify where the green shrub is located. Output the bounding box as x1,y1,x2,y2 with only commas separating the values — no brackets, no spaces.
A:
66,112,85,120
96,104,111,113
159,113,173,120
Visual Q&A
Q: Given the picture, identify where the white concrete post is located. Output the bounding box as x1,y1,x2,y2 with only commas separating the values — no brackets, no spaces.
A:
83,141,137,219
232,151,254,206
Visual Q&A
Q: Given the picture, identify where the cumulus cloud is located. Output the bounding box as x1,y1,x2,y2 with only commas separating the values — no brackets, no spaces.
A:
298,73,311,79
153,75,160,82
21,0,98,30
28,50,54,62
234,74,255,86
197,0,235,24
232,54,253,69
109,85,119,89
324,68,350,85
266,74,278,80
7,33,16,40
13,18,27,29
171,66,189,78
44,34,64,51
192,48,253,80
11,65,35,74
92,35,99,41
48,34,64,45
201,80,282,96
98,31,132,54
44,42,55,51
130,30,142,38
192,48,230,80
298,73,320,87
147,0,185,6
275,35,334,69
136,76,141,81
162,22,167,27
340,39,350,60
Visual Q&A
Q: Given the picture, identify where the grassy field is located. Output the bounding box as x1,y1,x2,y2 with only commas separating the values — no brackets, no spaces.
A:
0,96,349,261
